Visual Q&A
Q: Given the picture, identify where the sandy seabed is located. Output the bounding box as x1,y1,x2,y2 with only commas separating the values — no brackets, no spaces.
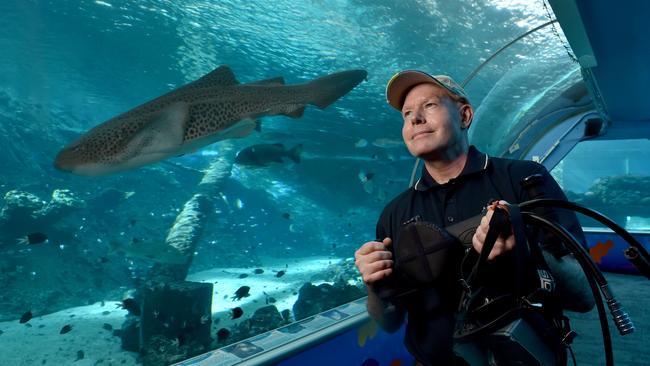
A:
0,256,345,366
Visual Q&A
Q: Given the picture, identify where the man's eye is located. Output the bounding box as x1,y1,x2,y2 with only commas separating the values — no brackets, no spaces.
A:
403,111,412,118
425,102,436,108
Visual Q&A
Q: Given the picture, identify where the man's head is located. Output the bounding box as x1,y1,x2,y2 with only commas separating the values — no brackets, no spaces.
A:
385,70,474,160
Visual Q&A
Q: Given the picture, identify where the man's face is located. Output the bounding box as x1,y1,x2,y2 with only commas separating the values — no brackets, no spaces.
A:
400,83,470,159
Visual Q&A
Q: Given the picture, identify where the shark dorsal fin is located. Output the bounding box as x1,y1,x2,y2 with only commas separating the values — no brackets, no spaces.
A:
247,77,285,86
194,66,240,87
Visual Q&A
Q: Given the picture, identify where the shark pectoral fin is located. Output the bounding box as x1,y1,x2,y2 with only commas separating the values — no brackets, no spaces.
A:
219,118,258,139
283,106,306,119
129,102,189,155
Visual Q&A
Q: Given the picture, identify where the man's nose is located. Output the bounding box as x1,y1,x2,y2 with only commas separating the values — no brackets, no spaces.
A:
411,110,425,125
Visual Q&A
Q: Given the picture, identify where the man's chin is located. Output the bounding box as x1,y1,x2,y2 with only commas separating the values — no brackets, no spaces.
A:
414,146,446,160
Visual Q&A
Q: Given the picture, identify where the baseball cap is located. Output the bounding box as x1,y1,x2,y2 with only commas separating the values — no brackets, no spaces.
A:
386,70,469,110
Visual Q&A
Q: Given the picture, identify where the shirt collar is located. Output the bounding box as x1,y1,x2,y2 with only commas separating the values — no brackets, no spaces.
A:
413,146,489,191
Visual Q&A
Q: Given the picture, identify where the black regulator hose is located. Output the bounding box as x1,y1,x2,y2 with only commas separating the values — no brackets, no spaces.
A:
524,213,615,366
520,198,650,280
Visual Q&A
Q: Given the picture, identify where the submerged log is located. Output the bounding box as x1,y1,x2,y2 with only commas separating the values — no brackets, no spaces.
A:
147,143,236,283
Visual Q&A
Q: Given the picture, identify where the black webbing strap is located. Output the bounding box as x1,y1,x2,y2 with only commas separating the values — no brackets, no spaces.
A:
464,203,532,297
506,202,531,297
465,206,509,286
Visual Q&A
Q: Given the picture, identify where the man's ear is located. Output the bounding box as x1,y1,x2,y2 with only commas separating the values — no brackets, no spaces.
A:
460,104,474,129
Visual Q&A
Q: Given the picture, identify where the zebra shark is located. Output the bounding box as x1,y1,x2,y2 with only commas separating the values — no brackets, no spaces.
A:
54,66,367,176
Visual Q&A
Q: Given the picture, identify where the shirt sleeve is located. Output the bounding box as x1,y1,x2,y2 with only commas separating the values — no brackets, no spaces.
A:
375,204,394,243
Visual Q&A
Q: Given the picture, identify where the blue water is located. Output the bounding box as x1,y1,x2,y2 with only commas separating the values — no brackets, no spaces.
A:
1,1,648,365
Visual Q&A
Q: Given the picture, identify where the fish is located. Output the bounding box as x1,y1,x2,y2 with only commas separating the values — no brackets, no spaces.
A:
108,239,187,265
60,324,73,334
75,350,85,361
282,213,291,220
358,170,375,183
102,323,113,331
231,307,244,319
372,138,404,148
119,298,141,316
281,309,291,322
358,169,375,194
19,311,33,324
275,270,286,278
234,143,303,167
238,273,249,279
253,268,264,274
589,239,615,264
216,328,230,342
17,233,48,245
354,139,368,148
54,66,367,176
234,198,244,209
232,286,250,301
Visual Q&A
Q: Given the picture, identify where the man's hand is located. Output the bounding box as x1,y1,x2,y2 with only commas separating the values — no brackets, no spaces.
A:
472,200,515,261
355,237,394,286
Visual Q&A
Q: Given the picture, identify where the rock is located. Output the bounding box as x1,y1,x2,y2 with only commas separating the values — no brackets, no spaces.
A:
140,281,213,353
292,281,364,321
0,190,44,223
0,189,84,239
34,189,85,220
249,305,284,334
568,175,650,225
120,317,140,353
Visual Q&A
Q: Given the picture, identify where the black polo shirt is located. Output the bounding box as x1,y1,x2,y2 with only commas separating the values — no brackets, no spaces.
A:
375,146,584,365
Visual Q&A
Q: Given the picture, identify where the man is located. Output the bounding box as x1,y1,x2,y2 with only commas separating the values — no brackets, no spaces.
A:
354,70,594,365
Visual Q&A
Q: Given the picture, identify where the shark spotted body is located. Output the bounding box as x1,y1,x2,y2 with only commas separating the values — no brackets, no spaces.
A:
55,66,367,176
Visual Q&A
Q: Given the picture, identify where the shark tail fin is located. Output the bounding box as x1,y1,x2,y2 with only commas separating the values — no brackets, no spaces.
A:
306,70,367,109
288,144,303,163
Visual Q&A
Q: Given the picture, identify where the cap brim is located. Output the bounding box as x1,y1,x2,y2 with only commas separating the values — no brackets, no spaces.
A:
386,71,454,111
386,71,439,110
